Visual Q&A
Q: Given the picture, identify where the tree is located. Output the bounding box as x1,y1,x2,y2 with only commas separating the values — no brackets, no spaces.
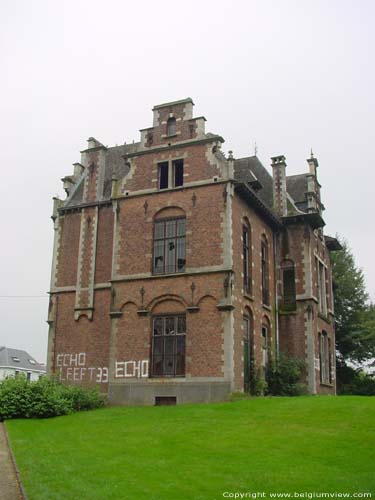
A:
330,238,375,364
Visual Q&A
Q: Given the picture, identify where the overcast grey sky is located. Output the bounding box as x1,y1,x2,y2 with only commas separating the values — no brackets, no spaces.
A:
1,0,374,363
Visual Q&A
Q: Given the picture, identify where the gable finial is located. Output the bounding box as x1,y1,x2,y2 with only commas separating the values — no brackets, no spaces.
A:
310,148,314,159
254,141,258,156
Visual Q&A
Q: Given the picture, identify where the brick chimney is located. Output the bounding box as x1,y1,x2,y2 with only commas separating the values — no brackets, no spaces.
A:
271,155,287,217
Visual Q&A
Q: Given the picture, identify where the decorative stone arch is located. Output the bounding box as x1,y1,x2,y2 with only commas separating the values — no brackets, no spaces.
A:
119,300,138,313
75,311,92,322
153,206,185,220
148,294,188,314
196,294,217,307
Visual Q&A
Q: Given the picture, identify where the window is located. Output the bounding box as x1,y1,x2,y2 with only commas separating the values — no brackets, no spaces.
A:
167,117,176,136
11,356,20,362
261,237,270,305
243,313,254,393
281,260,296,309
261,325,269,374
151,315,186,377
319,331,331,384
243,224,252,294
158,159,184,189
27,372,31,381
317,259,327,316
153,217,186,274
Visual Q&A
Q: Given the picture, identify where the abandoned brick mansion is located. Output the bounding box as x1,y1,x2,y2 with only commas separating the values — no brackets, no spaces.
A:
47,98,340,404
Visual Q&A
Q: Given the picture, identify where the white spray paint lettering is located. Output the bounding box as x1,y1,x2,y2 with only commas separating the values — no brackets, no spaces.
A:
57,353,148,383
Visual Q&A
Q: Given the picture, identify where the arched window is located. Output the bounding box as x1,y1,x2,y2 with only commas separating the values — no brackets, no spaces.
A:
153,214,186,275
243,221,252,294
167,117,176,136
281,259,296,309
261,236,269,305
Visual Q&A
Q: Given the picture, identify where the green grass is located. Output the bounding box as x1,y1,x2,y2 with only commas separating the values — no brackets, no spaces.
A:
6,396,375,500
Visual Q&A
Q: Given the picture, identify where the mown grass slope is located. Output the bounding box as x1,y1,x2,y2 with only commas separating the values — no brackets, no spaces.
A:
6,396,375,500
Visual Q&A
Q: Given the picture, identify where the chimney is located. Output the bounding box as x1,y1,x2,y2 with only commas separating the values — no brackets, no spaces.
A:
271,155,287,217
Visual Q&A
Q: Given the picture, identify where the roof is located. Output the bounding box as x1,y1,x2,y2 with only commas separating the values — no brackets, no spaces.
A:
152,98,194,110
286,174,308,205
64,143,139,208
0,347,45,372
325,235,343,251
234,156,274,209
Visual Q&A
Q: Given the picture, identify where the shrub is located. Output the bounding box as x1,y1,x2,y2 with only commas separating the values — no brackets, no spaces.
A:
337,363,375,395
0,375,105,420
266,353,307,396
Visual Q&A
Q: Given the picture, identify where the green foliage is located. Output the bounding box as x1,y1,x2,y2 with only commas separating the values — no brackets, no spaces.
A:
250,367,268,396
336,362,375,396
266,353,307,396
230,391,251,402
330,238,374,362
0,375,105,420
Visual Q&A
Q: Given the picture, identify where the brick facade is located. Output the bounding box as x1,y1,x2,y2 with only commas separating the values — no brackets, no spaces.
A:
47,98,338,404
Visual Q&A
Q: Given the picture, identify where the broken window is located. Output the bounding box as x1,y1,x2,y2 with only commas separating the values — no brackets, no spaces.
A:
153,217,186,275
151,315,186,377
167,117,176,136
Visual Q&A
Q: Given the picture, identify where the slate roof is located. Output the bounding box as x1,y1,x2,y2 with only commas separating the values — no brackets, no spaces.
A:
286,174,308,205
234,156,274,210
64,143,140,208
0,346,45,372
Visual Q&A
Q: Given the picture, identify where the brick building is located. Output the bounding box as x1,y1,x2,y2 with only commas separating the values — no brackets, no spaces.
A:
47,98,340,404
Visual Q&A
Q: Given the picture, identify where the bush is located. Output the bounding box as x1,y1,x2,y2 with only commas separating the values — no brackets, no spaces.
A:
337,363,375,395
0,375,105,420
266,353,307,396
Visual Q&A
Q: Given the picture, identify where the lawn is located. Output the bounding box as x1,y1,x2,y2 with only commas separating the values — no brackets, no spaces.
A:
6,396,375,500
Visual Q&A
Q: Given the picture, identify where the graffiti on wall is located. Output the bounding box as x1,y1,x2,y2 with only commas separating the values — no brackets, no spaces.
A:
56,352,149,383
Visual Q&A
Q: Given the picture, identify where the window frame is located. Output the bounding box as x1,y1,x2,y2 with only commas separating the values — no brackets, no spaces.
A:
261,237,270,306
243,224,252,295
151,314,186,378
153,216,186,275
166,117,177,136
319,331,331,384
157,159,184,190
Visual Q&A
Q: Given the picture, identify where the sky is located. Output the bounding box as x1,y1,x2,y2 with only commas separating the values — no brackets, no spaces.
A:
1,0,374,363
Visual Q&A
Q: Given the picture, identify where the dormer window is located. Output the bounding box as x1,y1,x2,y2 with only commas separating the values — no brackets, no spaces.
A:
167,117,176,136
11,356,20,362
